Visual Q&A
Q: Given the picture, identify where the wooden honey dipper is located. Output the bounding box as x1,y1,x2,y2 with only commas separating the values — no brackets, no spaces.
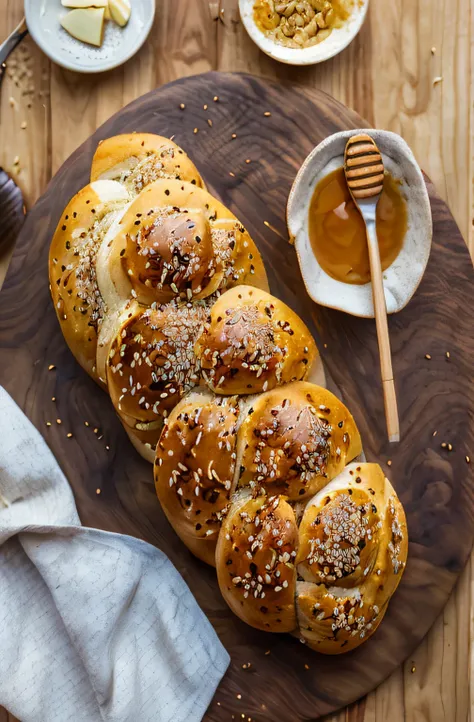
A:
344,134,400,443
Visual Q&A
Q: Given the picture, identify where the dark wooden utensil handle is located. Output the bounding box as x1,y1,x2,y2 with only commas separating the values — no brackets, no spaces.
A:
0,168,25,254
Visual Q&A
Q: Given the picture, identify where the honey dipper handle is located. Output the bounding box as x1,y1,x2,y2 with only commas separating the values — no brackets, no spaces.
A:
365,218,400,443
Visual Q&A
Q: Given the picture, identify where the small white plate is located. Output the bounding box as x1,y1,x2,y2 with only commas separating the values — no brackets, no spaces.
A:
24,0,155,74
239,0,369,66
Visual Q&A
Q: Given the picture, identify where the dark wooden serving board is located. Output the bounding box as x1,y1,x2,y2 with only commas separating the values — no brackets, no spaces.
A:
0,72,473,721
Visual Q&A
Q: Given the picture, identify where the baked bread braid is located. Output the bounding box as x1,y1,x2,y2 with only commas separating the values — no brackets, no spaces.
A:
155,383,361,566
295,463,407,653
195,286,321,395
155,386,407,653
50,136,281,462
154,389,240,565
90,133,205,194
106,282,321,463
236,382,362,500
217,490,299,633
49,180,130,385
105,299,213,462
50,134,408,656
90,173,274,460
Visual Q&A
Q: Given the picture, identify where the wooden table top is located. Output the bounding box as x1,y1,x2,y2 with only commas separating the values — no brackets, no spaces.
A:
0,1,471,721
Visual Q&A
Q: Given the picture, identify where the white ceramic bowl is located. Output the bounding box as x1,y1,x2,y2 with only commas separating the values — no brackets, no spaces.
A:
25,0,155,74
238,0,369,66
287,130,433,318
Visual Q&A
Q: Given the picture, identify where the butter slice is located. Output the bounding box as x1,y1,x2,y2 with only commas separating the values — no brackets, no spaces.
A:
108,0,131,27
61,0,108,7
104,3,111,20
60,8,105,47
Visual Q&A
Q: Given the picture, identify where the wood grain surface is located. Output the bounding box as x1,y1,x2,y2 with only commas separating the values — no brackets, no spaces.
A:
0,71,473,721
0,1,472,721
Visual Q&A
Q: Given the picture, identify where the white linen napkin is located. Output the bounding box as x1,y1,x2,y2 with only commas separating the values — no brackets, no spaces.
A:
0,386,229,722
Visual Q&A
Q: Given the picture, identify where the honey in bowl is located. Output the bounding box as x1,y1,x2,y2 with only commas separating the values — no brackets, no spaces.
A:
308,167,408,285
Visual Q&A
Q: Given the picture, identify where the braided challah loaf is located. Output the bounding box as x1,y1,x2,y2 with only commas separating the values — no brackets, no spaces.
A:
217,460,407,652
50,133,204,387
155,389,407,653
49,133,408,653
49,134,322,460
154,383,361,564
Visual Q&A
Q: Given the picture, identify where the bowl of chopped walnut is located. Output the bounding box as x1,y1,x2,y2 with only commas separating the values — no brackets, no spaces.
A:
239,0,369,65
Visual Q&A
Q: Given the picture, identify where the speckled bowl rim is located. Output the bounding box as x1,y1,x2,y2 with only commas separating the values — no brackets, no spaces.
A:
24,0,155,74
238,0,369,66
287,129,433,319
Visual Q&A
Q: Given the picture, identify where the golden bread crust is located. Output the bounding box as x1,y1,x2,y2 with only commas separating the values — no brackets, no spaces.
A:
195,286,319,395
48,180,129,384
94,174,271,458
216,491,298,632
121,414,164,463
236,383,362,500
106,298,210,428
155,390,240,566
295,462,408,653
154,382,361,570
154,394,407,654
99,180,268,308
51,137,270,464
90,133,205,193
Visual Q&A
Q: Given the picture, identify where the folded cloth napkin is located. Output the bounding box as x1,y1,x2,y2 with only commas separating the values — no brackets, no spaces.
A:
0,387,229,722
